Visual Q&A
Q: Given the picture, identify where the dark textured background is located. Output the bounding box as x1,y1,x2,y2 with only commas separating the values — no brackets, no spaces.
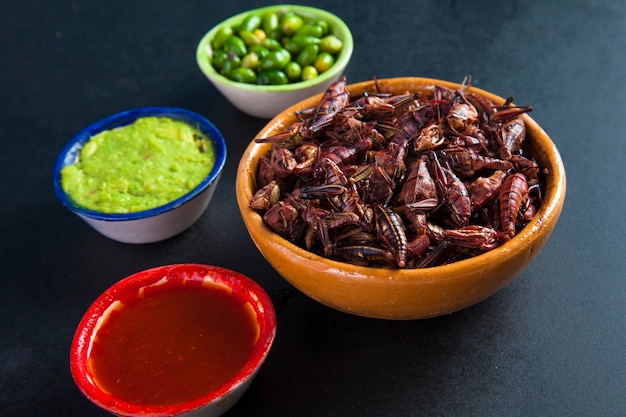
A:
1,0,625,415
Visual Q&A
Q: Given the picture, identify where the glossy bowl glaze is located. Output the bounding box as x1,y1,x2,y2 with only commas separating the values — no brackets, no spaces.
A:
70,264,277,417
53,107,227,244
236,77,566,320
196,4,353,119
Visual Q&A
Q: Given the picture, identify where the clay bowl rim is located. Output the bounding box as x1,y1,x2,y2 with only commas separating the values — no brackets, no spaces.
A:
236,76,566,315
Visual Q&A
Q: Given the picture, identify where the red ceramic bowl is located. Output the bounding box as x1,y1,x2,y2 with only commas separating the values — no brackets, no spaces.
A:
70,264,276,417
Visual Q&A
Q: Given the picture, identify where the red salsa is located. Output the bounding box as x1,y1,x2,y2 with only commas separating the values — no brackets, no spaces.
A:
88,283,258,406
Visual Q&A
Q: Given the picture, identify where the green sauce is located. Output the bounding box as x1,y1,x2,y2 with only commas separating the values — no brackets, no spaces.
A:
61,117,216,213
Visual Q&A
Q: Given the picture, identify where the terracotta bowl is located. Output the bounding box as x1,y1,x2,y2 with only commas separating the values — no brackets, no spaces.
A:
236,77,566,320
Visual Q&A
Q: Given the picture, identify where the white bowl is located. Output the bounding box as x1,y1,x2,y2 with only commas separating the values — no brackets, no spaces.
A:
53,107,227,244
196,4,353,119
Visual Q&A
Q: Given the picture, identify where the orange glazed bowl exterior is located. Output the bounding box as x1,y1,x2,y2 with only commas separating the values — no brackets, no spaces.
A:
236,77,566,320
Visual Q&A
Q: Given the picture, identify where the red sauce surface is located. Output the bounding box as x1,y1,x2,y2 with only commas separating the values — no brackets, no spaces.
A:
88,284,257,406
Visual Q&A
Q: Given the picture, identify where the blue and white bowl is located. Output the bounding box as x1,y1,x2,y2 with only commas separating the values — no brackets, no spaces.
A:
53,107,227,244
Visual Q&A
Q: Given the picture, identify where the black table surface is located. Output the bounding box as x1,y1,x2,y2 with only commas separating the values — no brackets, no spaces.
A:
2,0,625,416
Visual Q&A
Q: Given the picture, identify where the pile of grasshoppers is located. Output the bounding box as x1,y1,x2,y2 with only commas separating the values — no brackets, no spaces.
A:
249,76,545,268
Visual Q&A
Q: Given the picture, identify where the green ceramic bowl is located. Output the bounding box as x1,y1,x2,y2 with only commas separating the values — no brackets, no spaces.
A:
196,4,353,119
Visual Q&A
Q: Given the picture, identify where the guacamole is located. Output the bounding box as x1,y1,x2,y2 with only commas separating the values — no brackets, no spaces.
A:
61,117,216,213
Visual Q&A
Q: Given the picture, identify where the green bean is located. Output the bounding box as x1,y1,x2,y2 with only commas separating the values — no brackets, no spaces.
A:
285,61,302,81
315,20,329,36
262,37,282,51
284,35,321,54
229,67,257,83
249,45,270,59
319,35,343,54
253,29,267,43
259,49,291,72
241,52,260,69
257,70,288,85
211,49,228,71
296,44,319,67
240,14,262,33
262,11,280,38
222,56,241,75
211,26,233,50
280,13,303,36
314,52,335,73
239,30,261,47
302,65,318,80
223,35,247,57
294,24,324,38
